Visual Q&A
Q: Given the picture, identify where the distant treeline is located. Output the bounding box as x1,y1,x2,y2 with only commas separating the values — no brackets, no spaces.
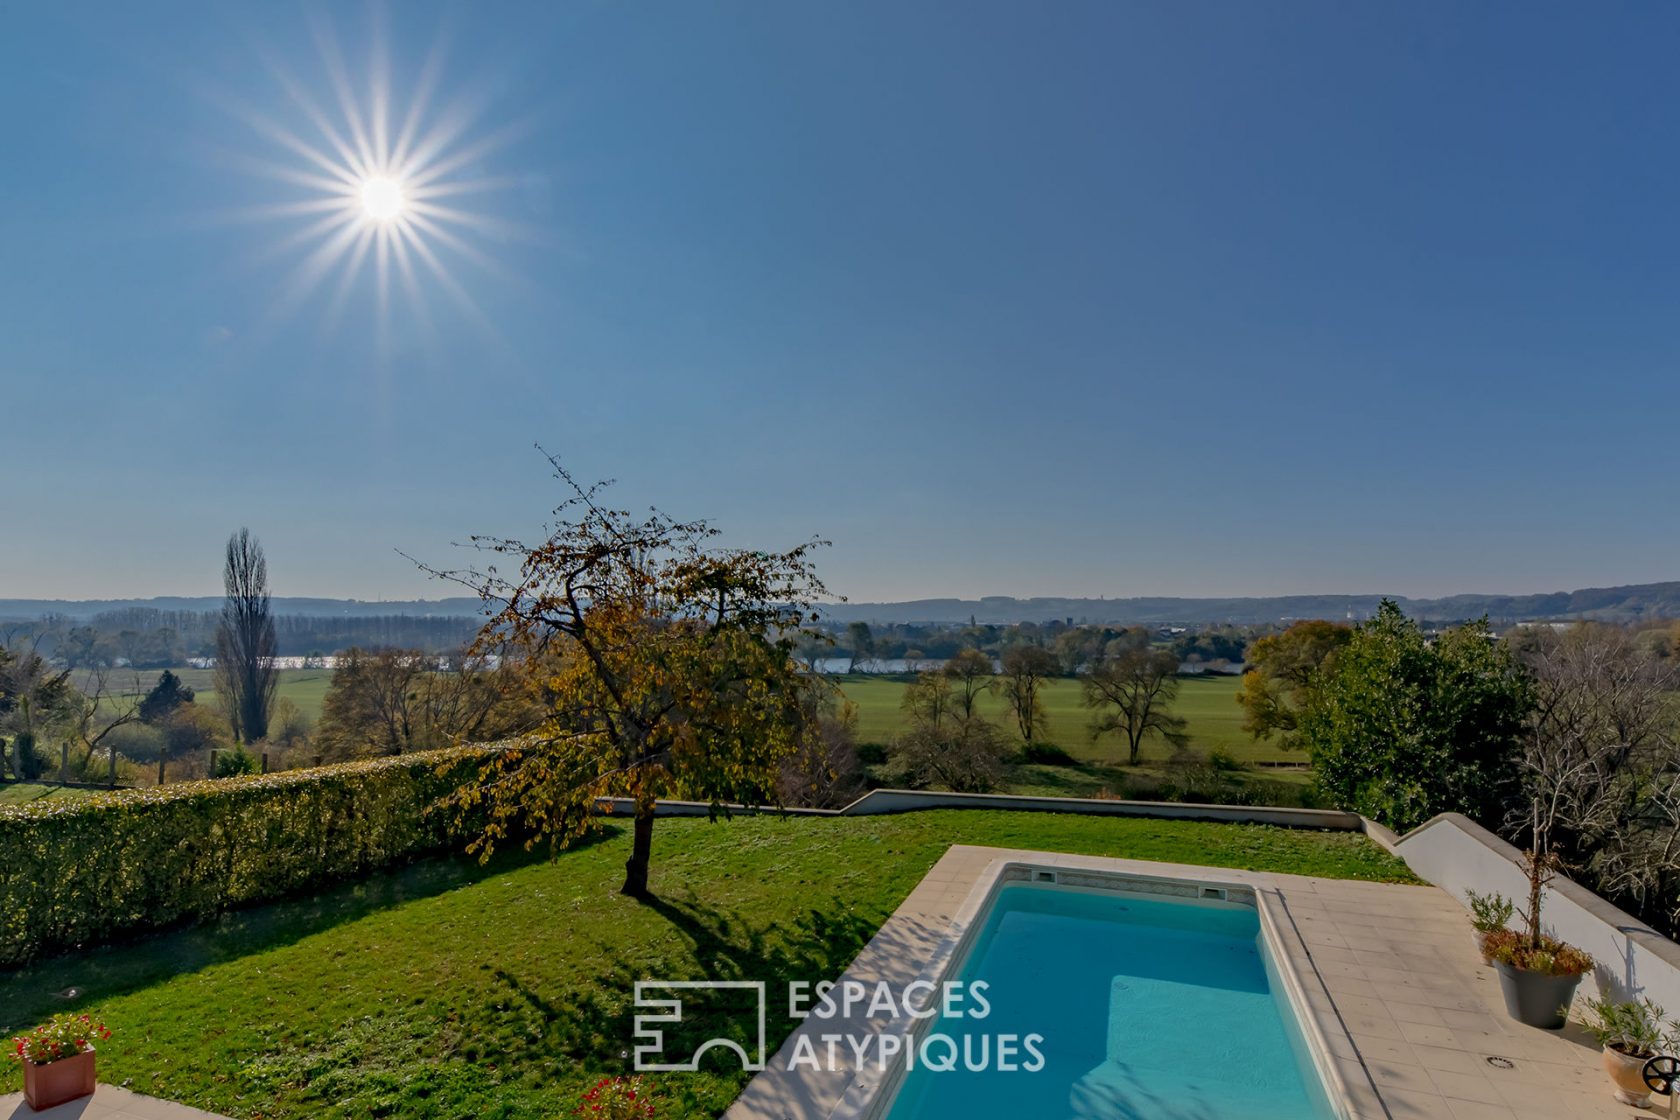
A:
3,609,481,666
801,620,1249,672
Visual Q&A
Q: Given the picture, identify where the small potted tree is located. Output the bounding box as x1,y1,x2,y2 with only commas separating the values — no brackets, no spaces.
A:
1466,889,1514,964
10,1013,110,1110
1487,846,1593,1029
1580,997,1674,1108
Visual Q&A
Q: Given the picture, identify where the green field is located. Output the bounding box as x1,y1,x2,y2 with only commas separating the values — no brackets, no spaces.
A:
838,672,1282,762
0,812,1412,1118
63,665,1309,801
81,669,1271,766
835,672,1313,802
76,667,334,724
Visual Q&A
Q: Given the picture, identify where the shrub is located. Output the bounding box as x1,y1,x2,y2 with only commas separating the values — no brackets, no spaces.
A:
162,703,230,761
855,742,888,765
0,747,494,965
213,746,259,777
1580,997,1672,1057
1466,889,1514,934
1242,778,1323,810
1207,747,1244,773
100,722,168,764
10,731,46,780
1017,742,1077,766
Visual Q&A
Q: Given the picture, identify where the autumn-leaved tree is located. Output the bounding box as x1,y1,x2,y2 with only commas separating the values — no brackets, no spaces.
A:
1235,619,1351,748
431,457,829,898
1083,647,1187,765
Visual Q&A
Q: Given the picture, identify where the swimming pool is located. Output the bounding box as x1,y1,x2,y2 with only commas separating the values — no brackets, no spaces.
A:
878,880,1340,1120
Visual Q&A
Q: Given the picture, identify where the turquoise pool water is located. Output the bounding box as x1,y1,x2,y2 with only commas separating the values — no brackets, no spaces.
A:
882,883,1338,1120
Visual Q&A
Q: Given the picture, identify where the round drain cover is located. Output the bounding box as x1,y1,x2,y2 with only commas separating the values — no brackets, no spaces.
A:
1485,1056,1515,1070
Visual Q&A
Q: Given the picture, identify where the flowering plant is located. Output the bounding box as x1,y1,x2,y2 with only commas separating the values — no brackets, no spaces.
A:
11,1014,111,1065
574,1075,655,1118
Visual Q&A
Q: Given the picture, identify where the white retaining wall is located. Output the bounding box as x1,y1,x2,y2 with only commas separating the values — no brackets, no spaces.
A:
1393,813,1680,1009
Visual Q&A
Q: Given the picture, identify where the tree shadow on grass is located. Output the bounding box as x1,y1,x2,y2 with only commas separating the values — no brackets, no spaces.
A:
494,891,881,1079
0,826,622,1029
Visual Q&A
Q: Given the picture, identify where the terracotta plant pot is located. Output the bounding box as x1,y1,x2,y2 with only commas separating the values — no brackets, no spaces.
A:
22,1046,96,1111
1602,1045,1656,1108
1493,961,1584,1029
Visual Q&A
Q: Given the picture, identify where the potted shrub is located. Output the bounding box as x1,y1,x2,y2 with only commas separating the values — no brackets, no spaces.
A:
1580,997,1674,1108
1466,889,1514,964
574,1075,656,1118
10,1013,110,1110
1489,847,1593,1029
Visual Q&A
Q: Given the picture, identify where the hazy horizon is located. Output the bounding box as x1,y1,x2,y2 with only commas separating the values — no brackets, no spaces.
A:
4,573,1678,608
6,4,1678,604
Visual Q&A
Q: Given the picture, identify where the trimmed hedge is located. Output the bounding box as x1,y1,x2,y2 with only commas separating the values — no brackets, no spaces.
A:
0,748,492,965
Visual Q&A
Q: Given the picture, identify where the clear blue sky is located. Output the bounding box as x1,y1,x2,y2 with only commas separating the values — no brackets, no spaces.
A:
2,3,1675,603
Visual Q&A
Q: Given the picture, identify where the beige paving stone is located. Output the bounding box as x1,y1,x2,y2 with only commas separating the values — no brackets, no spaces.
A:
0,1085,232,1120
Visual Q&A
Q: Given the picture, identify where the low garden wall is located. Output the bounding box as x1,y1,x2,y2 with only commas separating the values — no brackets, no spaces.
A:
1392,813,1680,1009
597,788,1365,830
0,748,491,966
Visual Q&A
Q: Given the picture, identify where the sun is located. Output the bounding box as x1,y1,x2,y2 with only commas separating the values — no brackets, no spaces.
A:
213,14,539,347
359,176,406,223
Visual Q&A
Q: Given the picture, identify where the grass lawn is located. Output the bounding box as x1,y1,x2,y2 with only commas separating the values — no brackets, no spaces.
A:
0,812,1414,1119
0,782,93,806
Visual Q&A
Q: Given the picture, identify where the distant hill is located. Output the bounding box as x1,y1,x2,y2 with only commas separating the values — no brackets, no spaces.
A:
5,582,1680,627
0,596,486,621
811,582,1680,626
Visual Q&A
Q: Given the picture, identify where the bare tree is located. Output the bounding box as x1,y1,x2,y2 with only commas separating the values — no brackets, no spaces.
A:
943,648,996,719
64,667,146,784
778,694,865,809
316,647,424,757
214,528,279,744
999,644,1055,744
897,713,1007,792
895,669,1007,792
1083,648,1188,765
1515,623,1680,936
316,646,533,759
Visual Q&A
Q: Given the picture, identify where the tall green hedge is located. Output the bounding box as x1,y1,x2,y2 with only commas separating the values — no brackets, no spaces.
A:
0,748,492,965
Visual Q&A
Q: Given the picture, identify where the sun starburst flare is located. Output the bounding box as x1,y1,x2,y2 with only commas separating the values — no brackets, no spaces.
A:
207,13,540,348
